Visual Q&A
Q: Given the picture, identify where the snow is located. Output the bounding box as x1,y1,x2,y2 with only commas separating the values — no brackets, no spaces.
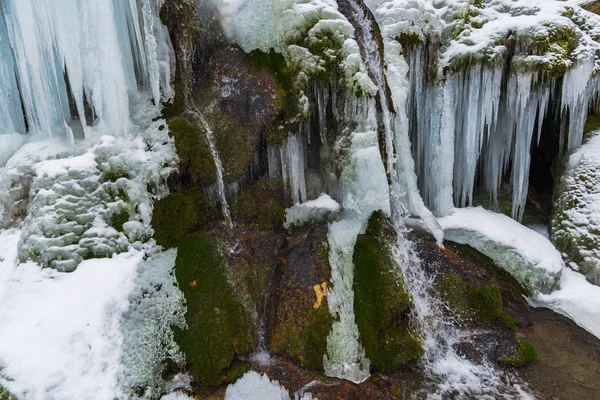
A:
225,371,291,400
284,193,341,228
533,267,600,339
0,134,28,167
438,207,563,293
0,248,142,400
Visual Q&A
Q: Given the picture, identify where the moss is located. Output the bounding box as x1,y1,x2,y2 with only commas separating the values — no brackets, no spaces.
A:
245,50,297,147
437,273,504,325
499,338,538,367
353,211,423,373
270,296,334,371
101,169,130,183
166,117,216,187
219,361,251,385
152,189,217,248
584,114,600,141
302,305,335,370
109,208,130,233
232,178,286,230
174,233,255,389
449,243,531,297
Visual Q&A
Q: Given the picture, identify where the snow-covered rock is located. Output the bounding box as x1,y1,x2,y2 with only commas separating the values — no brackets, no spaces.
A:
551,131,600,285
439,207,563,293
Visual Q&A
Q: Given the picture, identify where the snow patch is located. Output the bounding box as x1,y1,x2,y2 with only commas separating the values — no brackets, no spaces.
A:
284,193,341,228
0,249,142,400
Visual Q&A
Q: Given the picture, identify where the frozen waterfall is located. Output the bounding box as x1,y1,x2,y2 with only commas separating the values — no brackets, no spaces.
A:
0,0,172,143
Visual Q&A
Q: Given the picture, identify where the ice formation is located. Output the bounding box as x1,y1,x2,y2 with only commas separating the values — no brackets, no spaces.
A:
369,0,600,220
551,131,600,285
225,371,317,400
284,193,341,228
120,249,187,397
323,103,391,382
0,0,173,142
6,121,177,271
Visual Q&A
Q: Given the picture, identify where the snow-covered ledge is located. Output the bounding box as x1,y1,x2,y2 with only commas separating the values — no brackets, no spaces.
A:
438,207,563,294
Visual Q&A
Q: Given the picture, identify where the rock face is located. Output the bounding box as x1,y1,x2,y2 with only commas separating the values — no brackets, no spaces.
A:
267,223,334,371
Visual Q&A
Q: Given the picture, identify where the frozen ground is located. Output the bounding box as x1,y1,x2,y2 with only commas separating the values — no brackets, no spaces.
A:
533,267,600,339
0,228,141,399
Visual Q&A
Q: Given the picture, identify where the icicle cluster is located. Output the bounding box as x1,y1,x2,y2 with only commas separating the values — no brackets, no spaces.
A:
0,0,172,142
408,53,599,220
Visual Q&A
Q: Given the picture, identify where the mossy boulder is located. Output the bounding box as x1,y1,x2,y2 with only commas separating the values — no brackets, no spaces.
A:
353,211,424,373
174,233,256,389
268,223,334,371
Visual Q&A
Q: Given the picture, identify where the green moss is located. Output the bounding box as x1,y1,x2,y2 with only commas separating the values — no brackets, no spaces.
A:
101,169,130,183
437,273,505,325
584,114,600,141
174,233,255,389
219,361,251,385
166,117,216,187
232,178,286,230
302,305,335,370
499,338,538,367
0,387,16,400
109,208,130,233
270,300,334,372
353,211,423,372
152,189,217,248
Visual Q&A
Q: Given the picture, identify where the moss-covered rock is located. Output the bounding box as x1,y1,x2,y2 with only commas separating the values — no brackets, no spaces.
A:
166,117,216,188
152,189,218,248
174,233,255,389
499,338,538,367
353,211,424,373
436,273,506,326
232,178,286,230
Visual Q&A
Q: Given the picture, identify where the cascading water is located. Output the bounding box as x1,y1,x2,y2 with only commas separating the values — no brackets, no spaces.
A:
185,109,233,227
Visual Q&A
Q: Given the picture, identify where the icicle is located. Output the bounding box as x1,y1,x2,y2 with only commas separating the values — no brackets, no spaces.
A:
0,0,172,142
561,57,595,151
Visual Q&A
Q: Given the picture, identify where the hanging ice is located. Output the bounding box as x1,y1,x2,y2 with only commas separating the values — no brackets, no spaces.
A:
0,0,173,142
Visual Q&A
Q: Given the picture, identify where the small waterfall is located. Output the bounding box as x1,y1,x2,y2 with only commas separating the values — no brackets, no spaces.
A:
391,220,532,398
185,109,233,226
198,115,233,227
